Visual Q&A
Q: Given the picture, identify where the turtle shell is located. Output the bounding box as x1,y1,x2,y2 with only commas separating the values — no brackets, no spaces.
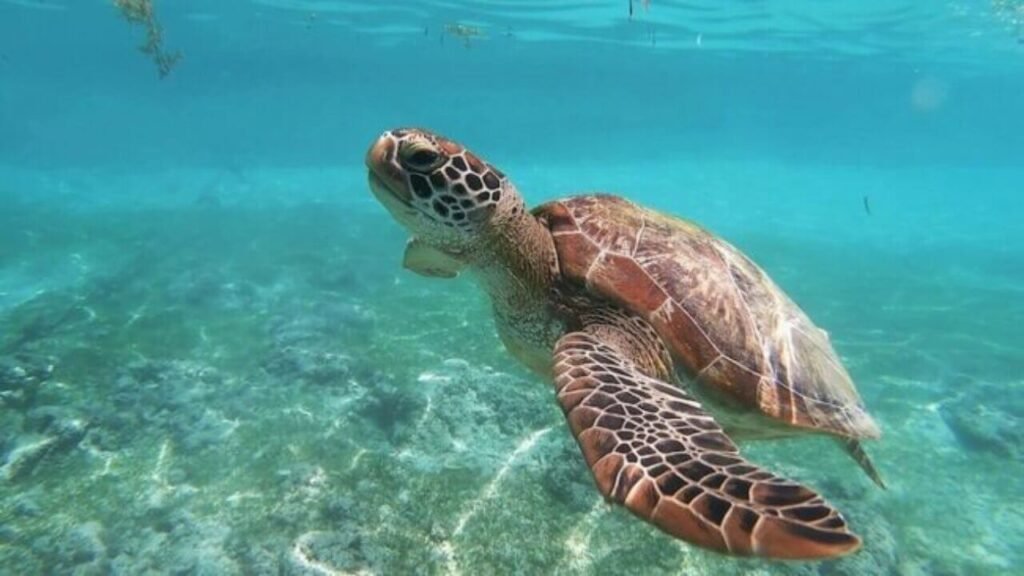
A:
535,194,879,440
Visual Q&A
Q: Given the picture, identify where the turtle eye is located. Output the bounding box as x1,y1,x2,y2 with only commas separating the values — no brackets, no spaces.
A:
398,142,444,172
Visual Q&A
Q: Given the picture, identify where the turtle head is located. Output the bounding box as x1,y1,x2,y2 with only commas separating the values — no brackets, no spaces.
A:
365,128,523,254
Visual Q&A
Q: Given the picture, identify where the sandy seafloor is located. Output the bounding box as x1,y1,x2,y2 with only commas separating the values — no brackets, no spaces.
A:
1,158,1022,575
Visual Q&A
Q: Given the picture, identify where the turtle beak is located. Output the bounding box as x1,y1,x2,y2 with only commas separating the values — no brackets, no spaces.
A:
365,133,393,172
366,133,413,204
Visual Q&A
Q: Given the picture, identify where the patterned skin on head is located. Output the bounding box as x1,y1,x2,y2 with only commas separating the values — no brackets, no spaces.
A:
366,128,525,255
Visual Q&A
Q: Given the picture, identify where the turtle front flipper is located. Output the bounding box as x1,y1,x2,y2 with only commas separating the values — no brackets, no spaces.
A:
403,237,464,278
553,327,861,560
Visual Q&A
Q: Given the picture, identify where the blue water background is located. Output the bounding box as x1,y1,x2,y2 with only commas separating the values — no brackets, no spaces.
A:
1,1,1023,574
4,2,1024,244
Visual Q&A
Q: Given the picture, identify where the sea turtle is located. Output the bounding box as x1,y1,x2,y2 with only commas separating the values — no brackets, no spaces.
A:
365,128,883,560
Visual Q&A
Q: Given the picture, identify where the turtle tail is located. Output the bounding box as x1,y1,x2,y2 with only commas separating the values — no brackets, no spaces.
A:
840,438,886,489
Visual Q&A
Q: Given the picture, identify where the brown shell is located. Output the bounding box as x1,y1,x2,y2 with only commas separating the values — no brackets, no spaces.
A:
536,194,879,439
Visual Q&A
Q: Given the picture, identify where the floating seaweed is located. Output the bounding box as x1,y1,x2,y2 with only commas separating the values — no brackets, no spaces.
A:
112,0,182,79
443,23,485,48
628,0,651,20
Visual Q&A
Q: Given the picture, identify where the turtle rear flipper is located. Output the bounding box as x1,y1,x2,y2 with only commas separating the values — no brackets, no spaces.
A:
553,325,861,560
840,438,886,489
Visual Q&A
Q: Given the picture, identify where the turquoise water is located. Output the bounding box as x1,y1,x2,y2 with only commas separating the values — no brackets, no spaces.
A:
2,1,1023,574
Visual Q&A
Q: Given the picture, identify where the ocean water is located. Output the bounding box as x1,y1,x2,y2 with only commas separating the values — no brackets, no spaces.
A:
2,0,1023,574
